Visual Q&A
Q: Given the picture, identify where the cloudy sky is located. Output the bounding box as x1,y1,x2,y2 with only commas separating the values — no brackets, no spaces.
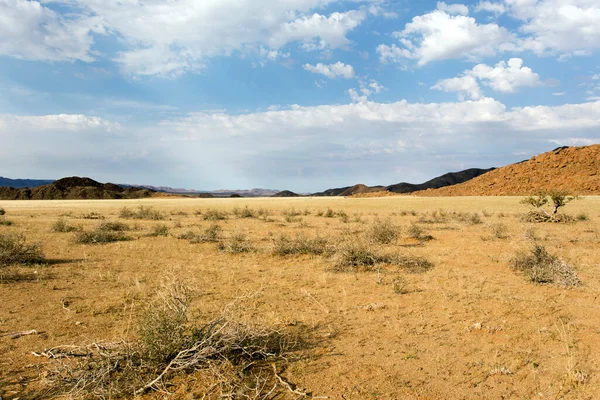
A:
1,0,599,192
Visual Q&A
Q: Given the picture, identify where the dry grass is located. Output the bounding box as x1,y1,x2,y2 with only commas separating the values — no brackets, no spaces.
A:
120,205,164,220
367,218,399,244
271,233,329,256
0,233,45,266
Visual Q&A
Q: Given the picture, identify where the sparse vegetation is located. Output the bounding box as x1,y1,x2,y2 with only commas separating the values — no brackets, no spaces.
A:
489,223,509,239
407,223,434,241
520,190,578,222
120,206,164,220
0,233,44,266
98,221,129,232
0,207,5,215
511,245,580,287
233,206,256,218
0,218,13,226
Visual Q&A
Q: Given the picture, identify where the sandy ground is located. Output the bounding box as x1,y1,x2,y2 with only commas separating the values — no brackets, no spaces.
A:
1,196,599,399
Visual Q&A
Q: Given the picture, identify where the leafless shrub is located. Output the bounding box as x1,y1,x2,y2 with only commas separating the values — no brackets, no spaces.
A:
489,223,509,239
74,227,130,244
147,224,169,237
180,224,222,243
511,245,580,287
98,221,129,232
407,223,434,242
233,206,256,218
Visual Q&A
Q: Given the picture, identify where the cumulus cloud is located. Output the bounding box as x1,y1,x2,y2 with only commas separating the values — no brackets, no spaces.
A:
436,2,470,16
303,62,355,79
378,9,517,66
432,58,541,99
475,1,507,15
0,0,104,62
505,0,600,57
20,0,367,77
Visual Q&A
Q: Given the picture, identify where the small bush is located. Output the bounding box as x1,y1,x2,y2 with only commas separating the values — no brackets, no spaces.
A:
81,212,104,220
148,224,169,237
271,233,329,256
576,212,589,221
367,218,399,244
203,209,228,221
0,233,45,266
233,206,256,218
392,276,409,294
490,223,509,239
407,223,434,241
120,206,164,220
98,221,130,232
218,232,253,253
75,228,130,244
179,224,222,243
52,218,78,233
284,215,302,223
0,219,13,226
0,207,5,215
511,245,580,287
324,208,335,218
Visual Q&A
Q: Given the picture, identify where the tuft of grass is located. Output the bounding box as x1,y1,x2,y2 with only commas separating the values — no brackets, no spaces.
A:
0,233,45,266
0,207,5,215
367,218,399,244
233,206,256,218
52,218,79,233
148,224,169,237
81,212,104,220
489,223,509,239
392,275,409,294
178,224,222,243
218,232,253,253
271,233,329,256
576,212,589,221
511,245,580,287
120,206,164,220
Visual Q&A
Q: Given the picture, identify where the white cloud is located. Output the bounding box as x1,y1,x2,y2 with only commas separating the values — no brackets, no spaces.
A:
378,10,517,66
303,62,355,79
0,0,103,62
6,1,368,77
552,92,565,96
506,0,600,57
432,58,541,99
0,114,120,132
348,79,386,102
475,1,507,15
436,2,470,16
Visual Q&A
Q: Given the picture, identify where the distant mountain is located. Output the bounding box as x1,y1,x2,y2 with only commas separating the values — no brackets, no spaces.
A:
272,190,302,197
416,145,600,196
312,168,494,197
123,184,280,197
0,176,54,189
0,176,155,200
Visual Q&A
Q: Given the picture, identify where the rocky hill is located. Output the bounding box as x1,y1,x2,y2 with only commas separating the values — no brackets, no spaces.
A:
0,177,54,189
312,168,493,196
0,176,155,200
415,145,600,196
272,190,302,197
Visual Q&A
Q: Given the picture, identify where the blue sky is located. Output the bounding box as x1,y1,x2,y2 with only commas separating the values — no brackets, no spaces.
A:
1,0,599,192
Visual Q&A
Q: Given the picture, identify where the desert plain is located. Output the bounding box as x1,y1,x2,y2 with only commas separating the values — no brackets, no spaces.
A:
1,196,599,399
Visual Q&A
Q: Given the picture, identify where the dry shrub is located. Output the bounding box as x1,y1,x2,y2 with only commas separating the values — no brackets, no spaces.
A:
75,227,130,244
271,233,329,256
120,206,164,220
511,245,580,287
80,212,104,220
98,220,129,232
521,209,574,223
0,207,5,215
233,206,256,218
0,218,13,226
40,281,299,399
147,224,169,237
0,233,45,266
407,223,434,242
179,224,222,243
218,232,253,253
52,218,78,233
333,238,433,273
203,209,228,221
489,223,509,239
367,218,399,244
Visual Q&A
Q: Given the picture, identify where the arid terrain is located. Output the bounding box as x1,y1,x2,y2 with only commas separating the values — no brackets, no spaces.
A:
1,196,600,399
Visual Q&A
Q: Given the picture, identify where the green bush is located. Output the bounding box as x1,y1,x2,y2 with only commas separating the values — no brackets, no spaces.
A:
0,207,5,216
